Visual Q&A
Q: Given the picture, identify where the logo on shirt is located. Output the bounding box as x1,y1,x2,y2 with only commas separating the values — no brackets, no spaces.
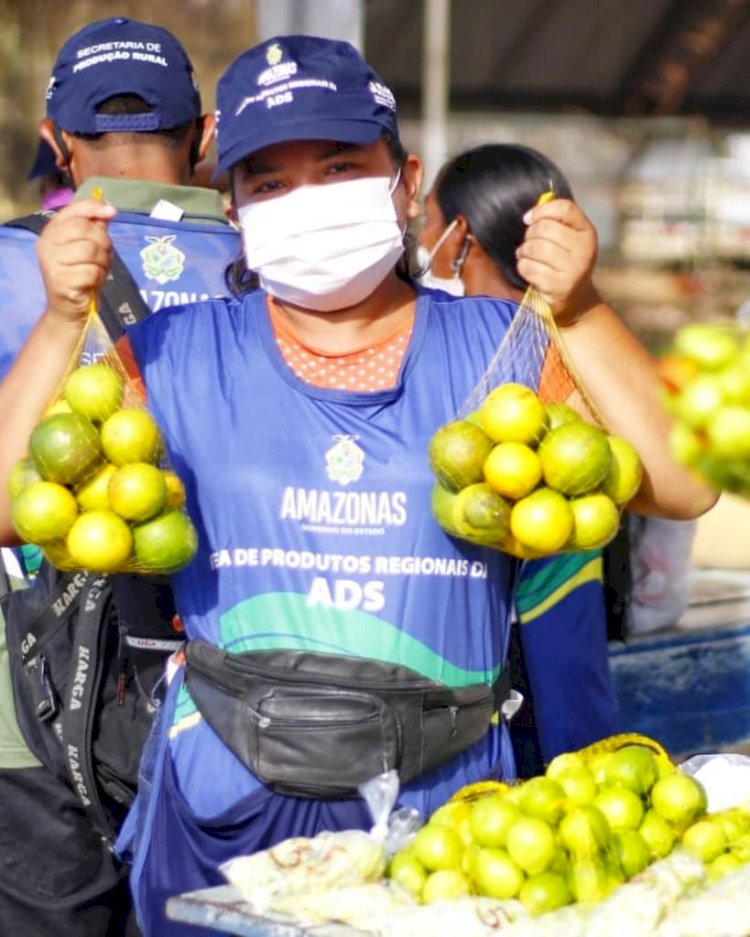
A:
141,235,185,284
326,435,364,486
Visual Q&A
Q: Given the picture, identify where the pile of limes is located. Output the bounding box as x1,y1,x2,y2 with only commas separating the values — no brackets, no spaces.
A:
428,383,643,558
387,738,748,913
9,361,198,575
660,322,750,497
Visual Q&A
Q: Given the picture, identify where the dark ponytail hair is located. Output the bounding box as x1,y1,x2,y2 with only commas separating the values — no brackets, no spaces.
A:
434,144,573,291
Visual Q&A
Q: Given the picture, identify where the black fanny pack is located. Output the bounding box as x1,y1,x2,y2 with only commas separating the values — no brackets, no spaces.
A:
184,640,509,799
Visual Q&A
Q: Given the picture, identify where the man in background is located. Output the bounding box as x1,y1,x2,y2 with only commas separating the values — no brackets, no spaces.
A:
0,16,238,935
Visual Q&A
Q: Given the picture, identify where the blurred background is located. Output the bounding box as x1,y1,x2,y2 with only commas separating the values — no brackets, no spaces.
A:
4,0,750,344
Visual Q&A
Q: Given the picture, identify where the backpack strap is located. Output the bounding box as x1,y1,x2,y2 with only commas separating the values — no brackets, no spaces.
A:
60,575,117,844
6,211,152,342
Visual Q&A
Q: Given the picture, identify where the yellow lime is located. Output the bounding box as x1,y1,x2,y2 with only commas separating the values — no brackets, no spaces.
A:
483,442,542,500
518,777,567,825
422,869,471,903
612,829,651,879
707,852,742,883
428,420,495,491
431,483,462,536
45,399,73,417
412,823,463,872
387,851,427,897
538,422,612,496
480,383,547,445
567,493,620,550
510,487,574,554
682,818,727,863
553,766,597,807
518,871,572,915
109,462,167,522
603,745,658,795
650,772,707,827
29,412,103,486
639,809,675,860
162,470,187,509
11,481,79,543
100,408,163,466
545,402,581,432
568,856,623,906
472,847,524,900
7,456,42,499
64,363,124,422
669,422,705,468
506,816,557,875
66,510,133,573
132,510,198,573
601,437,643,505
469,794,520,849
592,787,644,831
452,482,511,544
75,463,118,512
558,805,611,857
674,323,739,370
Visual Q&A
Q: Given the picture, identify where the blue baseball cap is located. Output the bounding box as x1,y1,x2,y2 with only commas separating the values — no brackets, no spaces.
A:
46,16,201,134
215,35,399,173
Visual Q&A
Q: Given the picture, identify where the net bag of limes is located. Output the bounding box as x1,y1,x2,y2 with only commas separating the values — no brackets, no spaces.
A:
8,310,198,576
660,321,750,498
428,220,643,560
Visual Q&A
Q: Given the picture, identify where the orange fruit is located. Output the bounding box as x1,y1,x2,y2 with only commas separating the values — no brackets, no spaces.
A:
132,510,198,573
431,482,462,537
66,510,133,573
75,463,118,512
483,442,542,500
428,420,495,491
538,421,612,496
64,362,124,422
567,493,620,550
601,436,643,505
480,383,547,445
544,402,581,432
29,412,103,485
108,463,167,522
452,482,511,544
510,487,574,554
11,480,79,543
162,470,187,509
100,408,163,466
7,456,42,499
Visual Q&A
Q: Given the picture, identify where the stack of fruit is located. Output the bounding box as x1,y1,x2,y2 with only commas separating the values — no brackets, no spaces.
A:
8,361,198,575
386,737,749,916
660,322,750,497
428,383,643,558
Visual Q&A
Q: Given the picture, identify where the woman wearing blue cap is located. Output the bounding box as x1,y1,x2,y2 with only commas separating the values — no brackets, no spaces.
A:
0,35,716,935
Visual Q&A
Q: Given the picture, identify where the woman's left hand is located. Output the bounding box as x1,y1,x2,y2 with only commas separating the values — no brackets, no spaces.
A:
516,198,599,324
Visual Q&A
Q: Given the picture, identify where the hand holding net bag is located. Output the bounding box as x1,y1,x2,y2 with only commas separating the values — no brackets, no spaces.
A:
8,192,198,575
428,191,644,559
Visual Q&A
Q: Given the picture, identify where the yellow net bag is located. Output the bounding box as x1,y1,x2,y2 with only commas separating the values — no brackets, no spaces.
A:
428,196,643,559
8,229,198,575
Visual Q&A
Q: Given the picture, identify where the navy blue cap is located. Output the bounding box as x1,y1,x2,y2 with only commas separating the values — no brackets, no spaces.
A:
46,16,201,134
215,35,399,173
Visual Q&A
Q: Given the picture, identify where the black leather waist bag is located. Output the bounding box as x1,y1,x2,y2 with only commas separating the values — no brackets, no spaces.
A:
184,639,505,799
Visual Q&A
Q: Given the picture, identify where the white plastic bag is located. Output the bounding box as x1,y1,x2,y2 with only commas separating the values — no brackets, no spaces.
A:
628,515,697,634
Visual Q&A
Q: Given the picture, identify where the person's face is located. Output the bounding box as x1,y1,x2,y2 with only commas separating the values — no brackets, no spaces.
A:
231,137,422,226
420,187,463,278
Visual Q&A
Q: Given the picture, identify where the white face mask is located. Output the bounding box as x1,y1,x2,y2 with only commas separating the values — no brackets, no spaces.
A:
416,219,467,297
238,174,405,312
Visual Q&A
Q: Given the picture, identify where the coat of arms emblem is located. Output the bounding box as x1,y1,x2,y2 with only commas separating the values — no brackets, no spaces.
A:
325,435,364,486
141,235,186,284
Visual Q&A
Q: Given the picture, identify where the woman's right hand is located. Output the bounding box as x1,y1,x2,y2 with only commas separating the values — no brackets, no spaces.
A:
36,198,118,324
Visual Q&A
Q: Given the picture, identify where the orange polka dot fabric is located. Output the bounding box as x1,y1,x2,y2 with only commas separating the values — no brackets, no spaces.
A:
269,301,413,392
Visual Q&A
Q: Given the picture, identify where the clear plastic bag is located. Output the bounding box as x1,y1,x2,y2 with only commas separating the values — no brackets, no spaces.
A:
428,280,643,560
8,310,198,575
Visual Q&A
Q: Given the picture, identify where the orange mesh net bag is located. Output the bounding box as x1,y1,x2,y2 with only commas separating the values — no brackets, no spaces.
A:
8,229,198,575
428,201,643,559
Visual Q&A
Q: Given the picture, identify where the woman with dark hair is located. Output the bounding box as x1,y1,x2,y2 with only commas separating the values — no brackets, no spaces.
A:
420,143,621,773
